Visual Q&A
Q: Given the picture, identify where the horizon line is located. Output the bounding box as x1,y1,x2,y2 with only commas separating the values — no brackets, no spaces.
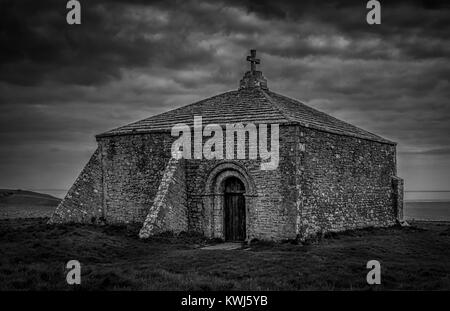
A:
3,188,450,193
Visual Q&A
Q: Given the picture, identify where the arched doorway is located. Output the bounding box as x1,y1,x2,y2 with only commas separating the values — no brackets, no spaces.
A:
203,162,256,240
223,177,246,241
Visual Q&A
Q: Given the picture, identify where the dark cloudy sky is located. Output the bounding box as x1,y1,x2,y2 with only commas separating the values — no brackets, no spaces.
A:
1,0,449,197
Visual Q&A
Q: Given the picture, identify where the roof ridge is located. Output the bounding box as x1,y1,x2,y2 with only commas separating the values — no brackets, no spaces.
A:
260,89,297,123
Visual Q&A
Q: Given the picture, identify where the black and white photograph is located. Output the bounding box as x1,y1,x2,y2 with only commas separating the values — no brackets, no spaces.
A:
0,0,449,300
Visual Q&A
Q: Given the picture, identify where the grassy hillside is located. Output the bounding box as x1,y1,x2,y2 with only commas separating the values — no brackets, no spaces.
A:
0,218,449,290
0,189,61,219
0,189,61,206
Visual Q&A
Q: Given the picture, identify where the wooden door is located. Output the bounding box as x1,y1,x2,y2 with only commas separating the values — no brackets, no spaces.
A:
224,177,246,241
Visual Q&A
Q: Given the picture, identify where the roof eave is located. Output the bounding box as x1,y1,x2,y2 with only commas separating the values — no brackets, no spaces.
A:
96,121,396,145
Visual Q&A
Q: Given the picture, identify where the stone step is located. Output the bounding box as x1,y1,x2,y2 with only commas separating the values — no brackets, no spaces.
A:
200,242,245,250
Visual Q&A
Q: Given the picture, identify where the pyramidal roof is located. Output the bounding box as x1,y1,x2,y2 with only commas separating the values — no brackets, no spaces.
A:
97,51,394,145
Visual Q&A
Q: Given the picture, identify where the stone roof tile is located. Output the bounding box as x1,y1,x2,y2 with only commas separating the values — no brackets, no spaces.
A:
97,87,394,145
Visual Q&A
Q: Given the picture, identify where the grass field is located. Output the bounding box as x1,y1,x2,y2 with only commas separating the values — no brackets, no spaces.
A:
0,217,449,290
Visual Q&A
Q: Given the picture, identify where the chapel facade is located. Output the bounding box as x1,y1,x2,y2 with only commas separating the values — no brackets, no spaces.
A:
50,50,404,241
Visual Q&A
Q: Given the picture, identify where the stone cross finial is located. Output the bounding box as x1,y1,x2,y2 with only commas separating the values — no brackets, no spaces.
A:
239,49,267,90
246,49,260,73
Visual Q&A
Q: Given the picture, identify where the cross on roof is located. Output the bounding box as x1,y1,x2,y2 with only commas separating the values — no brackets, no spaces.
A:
246,49,260,73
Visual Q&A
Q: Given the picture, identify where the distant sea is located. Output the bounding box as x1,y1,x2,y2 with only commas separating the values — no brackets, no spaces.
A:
32,189,450,222
404,191,450,221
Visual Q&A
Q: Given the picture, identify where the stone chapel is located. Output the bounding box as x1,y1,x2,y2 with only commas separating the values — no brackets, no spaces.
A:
50,50,404,241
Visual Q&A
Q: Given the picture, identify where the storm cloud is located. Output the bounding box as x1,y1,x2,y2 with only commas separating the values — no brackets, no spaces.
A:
0,0,449,194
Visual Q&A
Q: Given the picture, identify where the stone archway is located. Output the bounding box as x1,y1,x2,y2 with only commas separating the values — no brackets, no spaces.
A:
203,162,256,240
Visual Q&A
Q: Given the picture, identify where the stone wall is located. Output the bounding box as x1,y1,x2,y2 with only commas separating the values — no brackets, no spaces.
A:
294,125,399,239
50,123,401,241
98,133,173,223
49,148,103,223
